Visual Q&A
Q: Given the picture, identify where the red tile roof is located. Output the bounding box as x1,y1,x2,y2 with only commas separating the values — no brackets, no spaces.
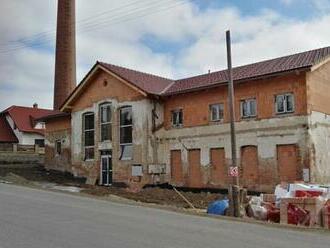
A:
164,46,330,95
61,46,330,110
98,46,330,96
99,62,174,94
1,106,61,135
0,115,18,143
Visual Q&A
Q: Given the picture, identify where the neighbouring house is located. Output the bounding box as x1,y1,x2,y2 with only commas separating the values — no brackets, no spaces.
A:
0,104,61,148
41,46,330,192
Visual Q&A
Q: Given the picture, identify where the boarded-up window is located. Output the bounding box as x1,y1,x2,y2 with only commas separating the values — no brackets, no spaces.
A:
241,146,259,188
210,148,226,186
188,149,202,188
170,150,183,185
277,144,299,182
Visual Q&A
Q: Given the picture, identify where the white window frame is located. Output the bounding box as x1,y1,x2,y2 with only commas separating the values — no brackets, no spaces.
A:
209,103,224,122
99,102,112,142
240,98,257,118
119,106,133,160
83,112,95,161
275,93,295,114
171,109,183,127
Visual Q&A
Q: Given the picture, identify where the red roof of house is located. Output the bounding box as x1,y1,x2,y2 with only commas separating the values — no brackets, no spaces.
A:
1,106,61,135
99,62,174,94
61,46,330,110
100,46,330,96
164,46,330,95
0,115,18,143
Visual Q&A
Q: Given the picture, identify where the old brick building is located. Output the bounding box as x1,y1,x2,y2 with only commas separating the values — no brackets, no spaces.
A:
42,46,330,192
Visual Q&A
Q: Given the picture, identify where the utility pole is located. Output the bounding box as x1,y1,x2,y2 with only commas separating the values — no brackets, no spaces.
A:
226,30,240,217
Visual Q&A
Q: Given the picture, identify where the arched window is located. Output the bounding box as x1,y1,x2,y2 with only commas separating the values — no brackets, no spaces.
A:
99,102,112,141
83,112,95,160
119,106,133,160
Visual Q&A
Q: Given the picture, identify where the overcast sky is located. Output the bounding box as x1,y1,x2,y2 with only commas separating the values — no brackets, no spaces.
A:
0,0,330,110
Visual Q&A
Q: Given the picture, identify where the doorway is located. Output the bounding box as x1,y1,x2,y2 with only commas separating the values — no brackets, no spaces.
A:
100,150,112,186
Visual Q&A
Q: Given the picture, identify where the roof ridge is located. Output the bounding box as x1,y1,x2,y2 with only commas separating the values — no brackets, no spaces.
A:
98,61,174,81
174,46,330,82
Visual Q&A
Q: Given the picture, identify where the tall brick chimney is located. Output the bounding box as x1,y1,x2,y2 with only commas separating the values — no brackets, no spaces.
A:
53,0,76,110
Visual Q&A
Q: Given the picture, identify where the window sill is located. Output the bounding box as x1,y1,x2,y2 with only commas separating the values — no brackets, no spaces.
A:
241,116,257,120
209,120,224,125
120,158,132,161
172,125,183,129
275,112,295,117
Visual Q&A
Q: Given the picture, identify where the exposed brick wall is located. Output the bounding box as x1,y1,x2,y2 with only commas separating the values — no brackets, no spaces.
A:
45,116,71,132
240,146,259,190
170,150,184,185
210,148,227,187
277,144,300,182
44,116,72,173
188,149,203,188
164,73,307,129
306,60,330,114
71,70,145,112
53,0,76,110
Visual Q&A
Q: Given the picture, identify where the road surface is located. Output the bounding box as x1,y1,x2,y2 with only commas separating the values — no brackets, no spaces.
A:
0,184,329,248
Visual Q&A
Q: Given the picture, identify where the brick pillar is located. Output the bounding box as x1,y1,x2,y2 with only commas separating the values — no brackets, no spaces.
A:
53,0,76,110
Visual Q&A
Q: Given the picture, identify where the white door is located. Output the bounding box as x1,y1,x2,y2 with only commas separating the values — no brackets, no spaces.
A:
100,155,112,185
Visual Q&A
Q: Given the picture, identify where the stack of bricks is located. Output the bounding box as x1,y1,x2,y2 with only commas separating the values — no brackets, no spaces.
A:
280,197,325,227
323,200,330,229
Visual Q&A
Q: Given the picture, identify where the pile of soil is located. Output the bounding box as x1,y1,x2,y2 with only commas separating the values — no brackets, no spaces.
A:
81,185,223,209
0,166,85,185
0,165,223,209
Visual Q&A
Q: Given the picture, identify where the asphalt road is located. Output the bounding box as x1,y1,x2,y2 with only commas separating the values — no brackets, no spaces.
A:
0,184,329,248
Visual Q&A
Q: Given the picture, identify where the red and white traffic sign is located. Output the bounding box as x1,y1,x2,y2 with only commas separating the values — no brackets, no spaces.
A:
229,166,238,177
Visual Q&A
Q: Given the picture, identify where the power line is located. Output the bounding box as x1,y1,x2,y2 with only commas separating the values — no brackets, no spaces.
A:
0,0,190,54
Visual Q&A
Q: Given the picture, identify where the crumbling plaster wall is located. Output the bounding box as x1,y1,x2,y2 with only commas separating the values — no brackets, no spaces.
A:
71,97,166,185
44,117,71,172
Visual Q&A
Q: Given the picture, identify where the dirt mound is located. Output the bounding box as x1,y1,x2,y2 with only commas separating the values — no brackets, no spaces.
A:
81,185,223,209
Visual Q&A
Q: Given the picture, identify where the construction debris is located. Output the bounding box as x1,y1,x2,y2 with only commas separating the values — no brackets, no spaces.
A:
244,182,330,229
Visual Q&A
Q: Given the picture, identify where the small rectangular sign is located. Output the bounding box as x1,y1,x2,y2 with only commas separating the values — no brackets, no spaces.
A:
229,166,238,177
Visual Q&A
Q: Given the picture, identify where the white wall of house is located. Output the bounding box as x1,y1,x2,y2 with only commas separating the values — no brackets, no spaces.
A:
5,114,44,145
